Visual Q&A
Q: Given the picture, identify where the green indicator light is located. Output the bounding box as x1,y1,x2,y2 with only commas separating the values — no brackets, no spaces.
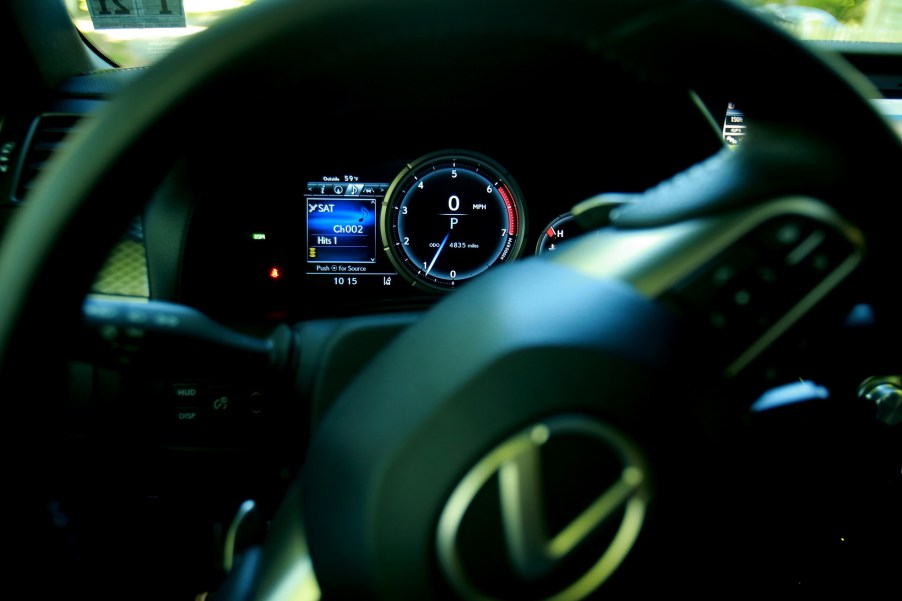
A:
252,233,266,240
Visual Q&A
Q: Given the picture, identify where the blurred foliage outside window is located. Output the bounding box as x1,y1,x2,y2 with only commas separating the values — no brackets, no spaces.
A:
740,0,902,43
65,0,902,69
64,0,259,67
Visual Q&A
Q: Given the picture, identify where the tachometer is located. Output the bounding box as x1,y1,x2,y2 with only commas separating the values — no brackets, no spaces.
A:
380,150,526,291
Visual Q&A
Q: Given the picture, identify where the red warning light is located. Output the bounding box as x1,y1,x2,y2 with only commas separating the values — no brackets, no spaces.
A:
269,267,282,280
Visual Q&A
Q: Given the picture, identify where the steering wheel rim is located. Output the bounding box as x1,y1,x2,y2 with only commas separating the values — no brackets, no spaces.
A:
2,0,900,598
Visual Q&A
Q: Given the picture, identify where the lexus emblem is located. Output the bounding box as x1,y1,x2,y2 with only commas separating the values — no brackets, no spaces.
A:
436,415,649,601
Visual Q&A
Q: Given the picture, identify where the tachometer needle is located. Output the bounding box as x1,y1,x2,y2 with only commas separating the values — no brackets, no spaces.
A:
425,231,451,277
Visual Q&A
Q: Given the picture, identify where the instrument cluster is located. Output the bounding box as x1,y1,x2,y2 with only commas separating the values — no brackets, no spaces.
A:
176,88,727,324
180,149,539,323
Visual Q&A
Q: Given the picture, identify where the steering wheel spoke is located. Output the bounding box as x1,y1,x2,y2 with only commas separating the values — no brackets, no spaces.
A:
558,192,866,381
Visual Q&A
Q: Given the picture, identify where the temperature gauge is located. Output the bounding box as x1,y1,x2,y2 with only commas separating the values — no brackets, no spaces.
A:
536,213,595,255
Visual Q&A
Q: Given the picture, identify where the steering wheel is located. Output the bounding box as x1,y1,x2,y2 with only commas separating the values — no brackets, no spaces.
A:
2,0,901,598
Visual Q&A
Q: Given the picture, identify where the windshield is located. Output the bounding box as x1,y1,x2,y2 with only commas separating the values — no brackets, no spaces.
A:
66,0,902,68
64,0,259,67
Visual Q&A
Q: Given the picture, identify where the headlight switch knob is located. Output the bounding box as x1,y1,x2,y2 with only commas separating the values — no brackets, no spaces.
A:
858,376,902,426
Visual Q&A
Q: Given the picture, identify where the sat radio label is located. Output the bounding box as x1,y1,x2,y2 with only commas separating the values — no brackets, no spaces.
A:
305,193,379,265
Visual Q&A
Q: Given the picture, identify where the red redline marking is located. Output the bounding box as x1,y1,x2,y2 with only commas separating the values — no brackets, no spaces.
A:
498,185,516,235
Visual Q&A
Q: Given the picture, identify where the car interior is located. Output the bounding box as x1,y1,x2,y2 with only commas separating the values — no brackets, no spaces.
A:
1,0,901,599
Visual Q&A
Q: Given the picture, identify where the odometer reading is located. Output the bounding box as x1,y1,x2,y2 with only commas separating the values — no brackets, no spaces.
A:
381,150,526,291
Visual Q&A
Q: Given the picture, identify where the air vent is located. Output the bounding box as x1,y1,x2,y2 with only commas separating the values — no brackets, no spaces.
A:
13,113,83,202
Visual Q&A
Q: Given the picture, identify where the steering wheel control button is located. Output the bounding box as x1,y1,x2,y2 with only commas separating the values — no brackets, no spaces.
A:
436,415,648,601
381,150,526,291
666,210,862,375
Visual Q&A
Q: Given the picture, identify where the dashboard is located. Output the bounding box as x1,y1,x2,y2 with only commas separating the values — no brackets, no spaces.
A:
0,47,769,454
172,82,725,324
151,87,902,329
3,61,901,444
12,83,902,332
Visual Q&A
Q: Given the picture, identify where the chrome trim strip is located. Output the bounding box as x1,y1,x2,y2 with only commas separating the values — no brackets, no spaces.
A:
224,499,258,573
250,482,321,601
